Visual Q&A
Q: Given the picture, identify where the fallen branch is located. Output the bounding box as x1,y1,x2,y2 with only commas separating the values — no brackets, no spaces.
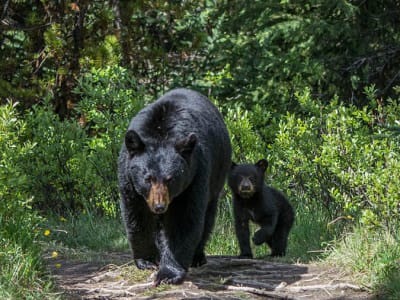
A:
285,283,364,292
225,285,291,299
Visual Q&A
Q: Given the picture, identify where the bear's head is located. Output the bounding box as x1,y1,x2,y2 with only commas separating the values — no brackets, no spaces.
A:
228,159,268,199
124,130,197,214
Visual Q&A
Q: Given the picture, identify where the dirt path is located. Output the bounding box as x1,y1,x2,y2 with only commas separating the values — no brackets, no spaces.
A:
48,253,375,299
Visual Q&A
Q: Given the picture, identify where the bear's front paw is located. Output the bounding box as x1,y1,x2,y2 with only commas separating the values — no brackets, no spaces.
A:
154,266,186,286
252,230,267,245
135,258,158,270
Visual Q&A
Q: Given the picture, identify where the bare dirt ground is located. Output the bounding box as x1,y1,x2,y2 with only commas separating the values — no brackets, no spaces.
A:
48,252,376,300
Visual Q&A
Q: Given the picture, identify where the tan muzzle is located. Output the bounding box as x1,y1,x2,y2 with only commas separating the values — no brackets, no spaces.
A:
147,182,170,214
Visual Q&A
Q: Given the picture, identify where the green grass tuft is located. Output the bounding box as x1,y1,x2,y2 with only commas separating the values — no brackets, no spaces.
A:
327,226,400,299
43,212,128,262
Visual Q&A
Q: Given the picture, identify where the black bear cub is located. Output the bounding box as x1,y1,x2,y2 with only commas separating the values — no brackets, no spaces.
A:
228,159,294,258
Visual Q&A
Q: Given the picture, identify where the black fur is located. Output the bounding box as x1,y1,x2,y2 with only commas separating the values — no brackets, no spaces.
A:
228,159,294,258
118,88,232,285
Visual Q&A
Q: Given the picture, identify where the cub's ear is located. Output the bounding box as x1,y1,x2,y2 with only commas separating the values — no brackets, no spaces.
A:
176,133,197,157
255,159,268,173
125,130,144,155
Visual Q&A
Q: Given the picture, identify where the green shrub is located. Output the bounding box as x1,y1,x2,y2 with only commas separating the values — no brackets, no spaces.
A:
222,103,268,162
23,101,89,212
22,66,145,215
270,88,400,227
73,66,145,215
0,102,55,299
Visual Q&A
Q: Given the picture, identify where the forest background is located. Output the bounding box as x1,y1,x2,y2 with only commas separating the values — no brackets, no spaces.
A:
1,1,400,299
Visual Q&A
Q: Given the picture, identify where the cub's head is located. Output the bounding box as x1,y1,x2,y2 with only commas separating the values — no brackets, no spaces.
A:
228,159,268,199
124,130,197,214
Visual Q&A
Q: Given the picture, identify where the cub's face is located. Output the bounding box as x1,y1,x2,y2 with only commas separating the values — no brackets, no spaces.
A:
124,130,197,214
228,159,268,199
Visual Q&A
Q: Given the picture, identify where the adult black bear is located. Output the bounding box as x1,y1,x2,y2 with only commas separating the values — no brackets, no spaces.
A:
228,159,294,258
118,88,232,285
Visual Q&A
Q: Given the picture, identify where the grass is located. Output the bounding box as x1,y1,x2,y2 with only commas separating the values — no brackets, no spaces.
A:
0,202,59,300
207,198,238,256
43,212,128,261
326,226,400,299
44,197,337,265
0,230,59,300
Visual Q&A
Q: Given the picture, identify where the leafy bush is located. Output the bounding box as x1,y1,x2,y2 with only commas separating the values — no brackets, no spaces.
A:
22,66,145,215
270,88,400,227
222,103,268,162
73,66,145,215
23,101,89,213
0,102,54,299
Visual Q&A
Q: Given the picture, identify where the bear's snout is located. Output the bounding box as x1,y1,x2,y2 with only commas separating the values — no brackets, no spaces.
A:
147,182,170,214
238,178,255,198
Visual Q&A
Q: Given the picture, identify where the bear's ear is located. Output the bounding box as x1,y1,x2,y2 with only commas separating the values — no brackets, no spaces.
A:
231,161,238,170
255,159,268,173
125,130,144,155
176,133,197,157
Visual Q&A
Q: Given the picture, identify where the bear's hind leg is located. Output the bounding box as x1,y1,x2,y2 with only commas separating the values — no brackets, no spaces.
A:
192,198,218,267
267,226,290,257
268,205,294,257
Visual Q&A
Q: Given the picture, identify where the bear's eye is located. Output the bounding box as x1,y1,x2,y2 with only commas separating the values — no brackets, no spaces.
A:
165,175,172,183
144,175,154,183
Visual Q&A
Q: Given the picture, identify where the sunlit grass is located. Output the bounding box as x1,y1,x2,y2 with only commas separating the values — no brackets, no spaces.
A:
0,239,59,300
44,197,341,267
43,212,128,262
207,198,238,256
326,226,400,299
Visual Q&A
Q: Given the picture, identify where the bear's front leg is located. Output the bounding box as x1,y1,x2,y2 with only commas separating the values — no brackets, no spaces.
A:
233,201,253,258
154,224,187,285
252,227,271,245
252,214,278,245
121,196,160,270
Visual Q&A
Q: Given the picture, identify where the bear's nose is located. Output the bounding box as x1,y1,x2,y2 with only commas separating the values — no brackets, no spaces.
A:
154,203,167,214
241,183,251,191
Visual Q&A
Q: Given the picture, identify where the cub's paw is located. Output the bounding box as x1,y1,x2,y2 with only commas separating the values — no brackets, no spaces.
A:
252,231,267,245
154,266,186,286
135,258,158,270
270,250,285,257
238,253,253,259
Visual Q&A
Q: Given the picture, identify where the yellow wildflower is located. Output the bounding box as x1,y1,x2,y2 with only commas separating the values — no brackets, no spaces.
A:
60,216,67,222
51,251,59,258
55,263,61,269
44,229,51,236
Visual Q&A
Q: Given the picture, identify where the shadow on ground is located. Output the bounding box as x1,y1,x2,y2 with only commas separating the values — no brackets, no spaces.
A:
48,253,375,300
